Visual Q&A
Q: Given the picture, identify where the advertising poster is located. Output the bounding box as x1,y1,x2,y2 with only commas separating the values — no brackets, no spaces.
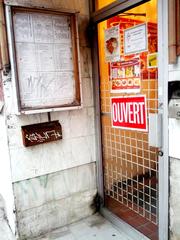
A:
110,57,141,93
111,95,147,132
106,18,158,80
104,25,120,62
147,53,158,68
124,23,148,55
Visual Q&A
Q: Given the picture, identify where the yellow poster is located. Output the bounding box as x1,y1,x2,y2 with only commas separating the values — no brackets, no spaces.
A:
147,53,158,68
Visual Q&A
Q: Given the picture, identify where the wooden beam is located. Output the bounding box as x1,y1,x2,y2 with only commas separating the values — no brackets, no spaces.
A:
91,0,150,24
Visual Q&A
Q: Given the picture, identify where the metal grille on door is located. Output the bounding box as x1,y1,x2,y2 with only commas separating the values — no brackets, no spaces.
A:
98,1,159,239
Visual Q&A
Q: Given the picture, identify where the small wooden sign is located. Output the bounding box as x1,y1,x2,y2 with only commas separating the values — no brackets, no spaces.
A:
21,121,62,147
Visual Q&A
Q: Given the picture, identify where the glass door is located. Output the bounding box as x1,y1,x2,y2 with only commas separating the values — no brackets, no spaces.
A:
97,1,159,239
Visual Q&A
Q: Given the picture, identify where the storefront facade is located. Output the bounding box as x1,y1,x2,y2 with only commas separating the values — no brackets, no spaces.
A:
0,0,179,240
91,1,168,240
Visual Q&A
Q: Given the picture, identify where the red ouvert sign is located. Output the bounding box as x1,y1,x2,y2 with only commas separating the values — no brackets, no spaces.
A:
111,95,147,132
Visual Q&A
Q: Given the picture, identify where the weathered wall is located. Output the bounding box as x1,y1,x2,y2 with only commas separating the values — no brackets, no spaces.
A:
0,72,15,233
13,164,96,239
169,57,180,240
0,194,16,240
1,0,97,239
170,158,180,240
0,113,16,233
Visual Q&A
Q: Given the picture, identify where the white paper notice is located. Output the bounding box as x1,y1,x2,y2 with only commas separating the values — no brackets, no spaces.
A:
13,13,34,42
54,44,73,71
104,25,120,63
36,44,54,71
55,72,74,99
124,23,148,55
16,43,37,71
18,71,39,102
53,15,71,44
19,72,74,107
33,14,53,43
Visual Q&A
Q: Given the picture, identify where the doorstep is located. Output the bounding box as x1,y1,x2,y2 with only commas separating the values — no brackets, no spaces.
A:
33,213,133,240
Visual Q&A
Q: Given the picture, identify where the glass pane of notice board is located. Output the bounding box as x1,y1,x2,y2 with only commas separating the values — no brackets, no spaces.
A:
9,7,81,114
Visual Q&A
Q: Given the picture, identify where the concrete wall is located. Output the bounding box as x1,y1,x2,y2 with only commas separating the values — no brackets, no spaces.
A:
0,194,16,240
169,57,180,240
0,112,16,234
0,71,15,234
169,158,180,240
1,0,97,239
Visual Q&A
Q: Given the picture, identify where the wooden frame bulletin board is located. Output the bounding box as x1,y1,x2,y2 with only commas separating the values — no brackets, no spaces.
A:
6,6,82,114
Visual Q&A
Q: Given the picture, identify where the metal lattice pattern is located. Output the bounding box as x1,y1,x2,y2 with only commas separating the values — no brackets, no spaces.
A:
99,14,159,224
101,73,158,225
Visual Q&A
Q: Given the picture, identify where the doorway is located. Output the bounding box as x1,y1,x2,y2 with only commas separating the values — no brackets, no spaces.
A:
92,0,169,240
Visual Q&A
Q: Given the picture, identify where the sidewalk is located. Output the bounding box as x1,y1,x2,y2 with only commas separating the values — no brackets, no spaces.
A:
33,213,133,240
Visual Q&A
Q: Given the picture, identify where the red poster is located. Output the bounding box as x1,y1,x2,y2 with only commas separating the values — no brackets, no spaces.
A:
111,95,147,132
111,58,141,93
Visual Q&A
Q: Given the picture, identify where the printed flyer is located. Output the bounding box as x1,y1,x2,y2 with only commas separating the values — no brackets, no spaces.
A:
147,53,158,68
104,25,120,62
106,18,158,80
110,57,141,93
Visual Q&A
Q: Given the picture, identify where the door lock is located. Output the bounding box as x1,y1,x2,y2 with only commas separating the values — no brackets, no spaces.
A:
158,150,164,157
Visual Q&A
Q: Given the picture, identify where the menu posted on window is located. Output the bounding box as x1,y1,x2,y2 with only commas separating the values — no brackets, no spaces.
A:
110,58,141,93
104,25,120,62
111,95,147,132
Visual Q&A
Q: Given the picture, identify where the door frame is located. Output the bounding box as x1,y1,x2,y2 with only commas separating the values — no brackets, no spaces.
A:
90,0,169,240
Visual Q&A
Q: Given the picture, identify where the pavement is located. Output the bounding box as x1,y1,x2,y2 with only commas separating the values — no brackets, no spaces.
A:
34,213,133,240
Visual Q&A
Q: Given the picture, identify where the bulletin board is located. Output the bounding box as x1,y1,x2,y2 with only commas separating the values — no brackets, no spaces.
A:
8,7,81,114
